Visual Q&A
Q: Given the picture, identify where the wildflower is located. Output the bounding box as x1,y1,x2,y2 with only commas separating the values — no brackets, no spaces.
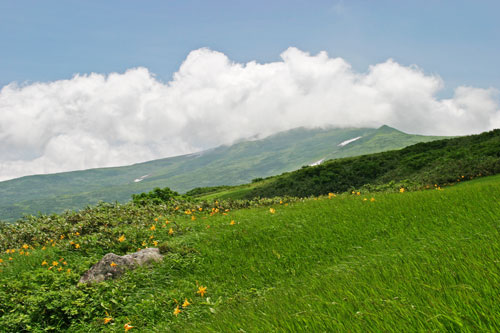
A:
22,244,29,250
75,244,80,249
25,252,30,256
356,191,361,195
150,225,156,231
52,261,58,266
230,220,235,225
8,257,13,261
370,197,376,202
75,232,80,236
104,317,113,324
69,241,75,245
110,262,117,267
0,259,3,263
363,198,367,201
328,192,335,199
67,269,71,273
118,235,126,242
198,207,203,211
154,218,158,222
124,323,134,331
206,225,210,229
153,240,158,246
173,305,181,316
60,235,65,240
400,188,405,193
269,208,276,214
185,210,192,215
57,267,63,272
197,286,207,297
165,219,170,224
63,261,67,265
175,206,179,210
191,215,196,221
142,241,147,246
169,228,174,235
19,250,24,255
150,235,154,239
182,299,190,307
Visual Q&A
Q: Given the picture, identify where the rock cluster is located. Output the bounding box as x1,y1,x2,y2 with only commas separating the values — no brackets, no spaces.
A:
78,248,163,284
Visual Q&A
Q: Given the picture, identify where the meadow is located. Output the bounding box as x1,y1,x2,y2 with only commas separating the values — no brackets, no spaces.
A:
0,174,499,331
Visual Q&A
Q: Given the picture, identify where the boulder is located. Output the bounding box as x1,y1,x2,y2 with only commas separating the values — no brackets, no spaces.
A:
78,248,163,284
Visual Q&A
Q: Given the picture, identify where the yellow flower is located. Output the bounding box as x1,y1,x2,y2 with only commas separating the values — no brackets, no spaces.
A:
8,257,13,261
22,244,29,249
67,269,71,273
154,218,158,222
142,241,147,246
269,208,276,214
230,220,235,225
52,261,58,266
182,299,190,307
42,246,46,250
110,262,117,267
103,317,113,324
150,235,154,239
363,198,367,201
185,210,192,215
118,235,126,242
400,188,405,193
69,241,75,245
328,192,335,199
198,207,203,211
356,191,361,196
124,323,134,331
370,197,376,202
165,219,170,224
173,305,181,316
75,232,80,236
60,235,65,240
57,267,63,272
191,215,196,221
75,244,80,249
169,228,174,235
197,286,207,297
0,259,3,263
25,252,30,256
206,225,210,229
150,225,156,231
63,261,67,265
153,240,158,246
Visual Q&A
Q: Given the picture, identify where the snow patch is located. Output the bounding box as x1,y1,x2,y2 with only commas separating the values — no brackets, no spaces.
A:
134,174,149,183
309,158,325,166
338,136,362,147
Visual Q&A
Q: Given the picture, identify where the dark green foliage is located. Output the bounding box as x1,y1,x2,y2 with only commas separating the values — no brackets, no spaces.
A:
243,129,500,198
131,187,181,206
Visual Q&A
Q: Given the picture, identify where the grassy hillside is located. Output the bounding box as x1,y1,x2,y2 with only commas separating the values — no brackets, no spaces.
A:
0,174,499,331
0,126,443,221
197,128,500,200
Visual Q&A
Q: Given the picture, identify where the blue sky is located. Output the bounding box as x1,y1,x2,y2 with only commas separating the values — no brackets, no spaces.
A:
1,0,499,95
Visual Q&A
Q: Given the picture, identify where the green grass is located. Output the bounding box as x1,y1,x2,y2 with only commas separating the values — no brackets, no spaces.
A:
1,175,500,331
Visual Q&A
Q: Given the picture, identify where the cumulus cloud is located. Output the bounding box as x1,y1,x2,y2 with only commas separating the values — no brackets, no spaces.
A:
1,47,499,181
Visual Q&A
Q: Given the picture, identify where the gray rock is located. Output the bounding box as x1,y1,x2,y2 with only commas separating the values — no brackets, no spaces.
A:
78,248,163,284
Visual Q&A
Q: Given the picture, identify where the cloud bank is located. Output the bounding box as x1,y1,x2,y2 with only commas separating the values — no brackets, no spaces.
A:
1,47,499,181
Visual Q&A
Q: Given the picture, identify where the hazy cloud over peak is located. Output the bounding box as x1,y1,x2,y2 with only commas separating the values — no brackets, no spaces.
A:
1,47,499,181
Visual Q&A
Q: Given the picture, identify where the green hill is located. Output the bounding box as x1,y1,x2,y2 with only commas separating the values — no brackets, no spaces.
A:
195,128,500,200
0,172,499,331
0,125,443,221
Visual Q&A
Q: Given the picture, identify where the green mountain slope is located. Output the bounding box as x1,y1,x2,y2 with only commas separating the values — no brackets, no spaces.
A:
204,128,500,200
1,173,499,331
0,126,443,221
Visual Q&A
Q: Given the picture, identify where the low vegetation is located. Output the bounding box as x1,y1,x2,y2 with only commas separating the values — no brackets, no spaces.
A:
0,172,499,331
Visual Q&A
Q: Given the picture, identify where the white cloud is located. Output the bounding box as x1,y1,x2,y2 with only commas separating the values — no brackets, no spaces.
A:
0,47,499,181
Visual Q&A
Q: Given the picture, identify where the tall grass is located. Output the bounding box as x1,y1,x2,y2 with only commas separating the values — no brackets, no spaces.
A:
0,176,499,331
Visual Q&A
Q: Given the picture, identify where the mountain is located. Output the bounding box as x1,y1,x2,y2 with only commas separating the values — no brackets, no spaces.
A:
201,128,500,200
0,125,444,221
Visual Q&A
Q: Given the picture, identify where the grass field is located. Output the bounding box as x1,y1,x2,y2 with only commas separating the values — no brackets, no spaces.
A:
1,175,499,331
